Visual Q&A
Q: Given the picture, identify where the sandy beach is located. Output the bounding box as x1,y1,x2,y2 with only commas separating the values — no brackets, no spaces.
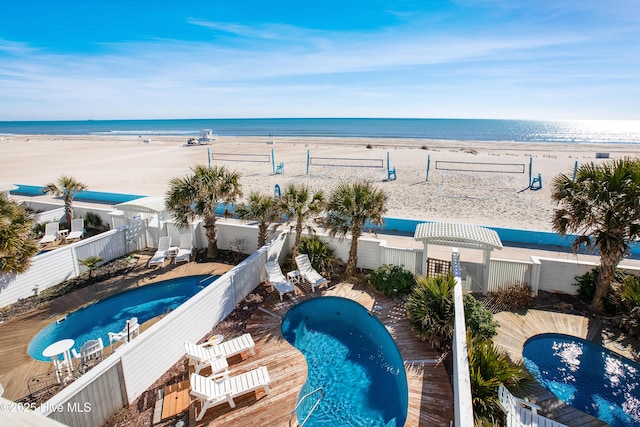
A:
1,134,638,232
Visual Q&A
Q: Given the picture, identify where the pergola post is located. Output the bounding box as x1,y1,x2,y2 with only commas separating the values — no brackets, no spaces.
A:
422,241,429,275
482,248,491,295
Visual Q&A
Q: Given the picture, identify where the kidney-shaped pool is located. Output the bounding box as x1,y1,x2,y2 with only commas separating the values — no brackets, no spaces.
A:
29,274,218,361
281,296,408,427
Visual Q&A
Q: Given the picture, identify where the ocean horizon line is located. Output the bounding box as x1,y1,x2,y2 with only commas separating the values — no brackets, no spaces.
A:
1,117,639,144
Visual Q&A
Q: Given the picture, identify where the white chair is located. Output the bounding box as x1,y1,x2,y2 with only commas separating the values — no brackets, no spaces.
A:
190,366,271,421
39,222,60,246
295,254,328,291
184,342,230,377
184,333,256,374
265,260,297,300
108,317,140,348
174,233,193,264
148,236,172,267
65,218,85,242
72,338,104,373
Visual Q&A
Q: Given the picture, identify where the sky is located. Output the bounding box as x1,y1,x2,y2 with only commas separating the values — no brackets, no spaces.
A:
0,0,639,121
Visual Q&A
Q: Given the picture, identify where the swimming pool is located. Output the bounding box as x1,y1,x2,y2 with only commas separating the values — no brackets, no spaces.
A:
28,274,218,362
523,333,640,427
281,297,408,427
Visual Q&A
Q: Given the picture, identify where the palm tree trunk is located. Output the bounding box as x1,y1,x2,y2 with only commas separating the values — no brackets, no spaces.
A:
204,215,218,258
64,196,73,225
258,223,268,248
591,253,622,313
346,227,361,276
293,221,303,260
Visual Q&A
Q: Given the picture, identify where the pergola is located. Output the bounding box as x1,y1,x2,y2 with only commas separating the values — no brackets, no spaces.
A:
113,196,168,217
414,222,503,294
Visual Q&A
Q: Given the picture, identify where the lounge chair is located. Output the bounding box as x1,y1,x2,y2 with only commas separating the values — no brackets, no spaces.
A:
184,342,230,376
184,333,256,374
295,254,328,291
72,338,104,374
265,260,297,300
39,222,60,246
108,317,140,348
190,366,271,421
174,233,193,264
65,218,85,242
148,235,172,267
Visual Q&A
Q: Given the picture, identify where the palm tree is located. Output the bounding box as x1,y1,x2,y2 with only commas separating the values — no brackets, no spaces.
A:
325,181,387,276
165,165,242,259
79,256,103,278
0,194,38,273
467,332,531,426
42,175,88,226
279,183,325,260
551,157,640,313
235,191,282,248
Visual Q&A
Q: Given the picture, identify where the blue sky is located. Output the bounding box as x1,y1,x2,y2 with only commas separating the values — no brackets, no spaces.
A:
1,0,638,120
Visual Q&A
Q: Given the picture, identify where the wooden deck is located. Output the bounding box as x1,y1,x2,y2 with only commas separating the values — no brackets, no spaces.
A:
493,309,640,427
189,281,455,426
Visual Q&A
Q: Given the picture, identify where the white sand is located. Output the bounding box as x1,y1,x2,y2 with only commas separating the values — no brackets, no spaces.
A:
1,134,637,232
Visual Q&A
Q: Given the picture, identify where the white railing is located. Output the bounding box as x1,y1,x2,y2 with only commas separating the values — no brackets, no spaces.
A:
498,384,568,427
451,249,474,427
38,232,288,426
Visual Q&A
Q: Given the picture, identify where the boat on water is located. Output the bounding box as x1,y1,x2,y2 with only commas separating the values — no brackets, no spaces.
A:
186,129,217,146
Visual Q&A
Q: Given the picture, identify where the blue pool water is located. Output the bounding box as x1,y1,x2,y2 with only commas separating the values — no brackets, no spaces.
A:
523,333,640,426
281,297,408,427
28,274,218,361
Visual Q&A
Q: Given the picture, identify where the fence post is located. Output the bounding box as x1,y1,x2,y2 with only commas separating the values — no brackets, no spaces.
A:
530,256,541,295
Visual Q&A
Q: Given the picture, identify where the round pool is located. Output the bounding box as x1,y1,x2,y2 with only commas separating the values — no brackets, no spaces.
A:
28,274,218,361
281,296,408,427
523,333,640,427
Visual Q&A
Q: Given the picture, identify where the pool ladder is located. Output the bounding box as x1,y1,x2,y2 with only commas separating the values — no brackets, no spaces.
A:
288,387,323,427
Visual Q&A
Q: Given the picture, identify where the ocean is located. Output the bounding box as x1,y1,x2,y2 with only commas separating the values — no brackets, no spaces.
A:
1,118,639,144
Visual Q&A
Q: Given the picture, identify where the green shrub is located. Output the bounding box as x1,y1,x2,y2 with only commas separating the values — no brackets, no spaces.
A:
370,264,416,297
574,268,599,302
298,235,335,273
85,211,109,233
464,294,499,340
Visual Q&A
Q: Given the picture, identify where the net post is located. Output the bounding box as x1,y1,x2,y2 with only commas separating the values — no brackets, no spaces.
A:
208,148,211,168
529,157,533,187
271,148,275,173
573,160,578,181
306,150,310,175
426,154,431,182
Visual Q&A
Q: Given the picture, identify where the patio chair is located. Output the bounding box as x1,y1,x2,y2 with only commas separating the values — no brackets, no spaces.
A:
184,342,230,376
184,333,256,374
108,317,140,348
72,338,104,374
174,233,193,264
148,235,172,267
39,222,60,246
190,366,271,421
65,218,85,242
295,254,328,291
265,260,297,300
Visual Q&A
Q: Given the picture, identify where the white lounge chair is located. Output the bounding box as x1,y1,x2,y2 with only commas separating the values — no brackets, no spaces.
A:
190,366,271,421
148,236,172,267
65,218,85,242
184,342,230,376
265,260,297,300
174,233,193,264
108,317,140,348
184,333,256,374
39,222,60,246
295,254,328,291
72,338,104,373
